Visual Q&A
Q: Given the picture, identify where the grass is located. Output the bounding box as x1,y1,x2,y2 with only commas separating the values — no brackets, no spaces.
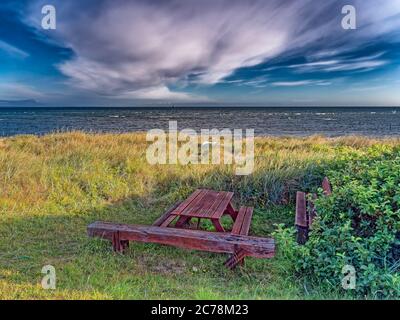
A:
0,132,399,299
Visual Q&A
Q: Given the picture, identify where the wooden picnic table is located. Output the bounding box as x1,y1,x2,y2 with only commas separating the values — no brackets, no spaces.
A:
88,188,272,269
155,189,239,232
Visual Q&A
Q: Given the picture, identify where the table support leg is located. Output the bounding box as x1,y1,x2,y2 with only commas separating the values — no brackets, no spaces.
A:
175,216,191,228
224,247,247,269
112,231,129,253
226,202,238,221
212,219,225,232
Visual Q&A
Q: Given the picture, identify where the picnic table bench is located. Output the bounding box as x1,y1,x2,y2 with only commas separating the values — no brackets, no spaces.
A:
88,189,275,269
295,177,332,244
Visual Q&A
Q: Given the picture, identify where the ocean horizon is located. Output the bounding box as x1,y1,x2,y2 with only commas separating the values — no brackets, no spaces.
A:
0,106,399,137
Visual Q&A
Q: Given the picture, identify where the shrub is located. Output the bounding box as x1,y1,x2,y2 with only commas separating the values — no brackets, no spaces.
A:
276,145,400,298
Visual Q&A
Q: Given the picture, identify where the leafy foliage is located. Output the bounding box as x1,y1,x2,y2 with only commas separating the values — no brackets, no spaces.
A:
277,145,400,298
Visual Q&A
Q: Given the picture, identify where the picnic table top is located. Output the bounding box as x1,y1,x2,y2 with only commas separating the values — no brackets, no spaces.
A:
169,189,234,219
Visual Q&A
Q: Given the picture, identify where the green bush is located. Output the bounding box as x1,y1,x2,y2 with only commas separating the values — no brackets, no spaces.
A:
276,145,400,298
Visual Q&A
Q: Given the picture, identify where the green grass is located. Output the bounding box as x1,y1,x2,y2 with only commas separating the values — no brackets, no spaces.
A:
0,132,399,299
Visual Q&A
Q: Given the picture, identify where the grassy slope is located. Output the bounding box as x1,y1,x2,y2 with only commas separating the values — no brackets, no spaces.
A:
0,132,398,299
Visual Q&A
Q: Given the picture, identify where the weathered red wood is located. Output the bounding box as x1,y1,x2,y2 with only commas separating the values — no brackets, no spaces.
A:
173,190,233,219
211,219,225,232
227,207,253,268
178,189,210,216
200,191,226,218
211,192,234,219
295,177,332,244
88,221,275,259
295,191,308,245
295,191,307,227
170,189,205,215
181,189,214,217
165,189,237,232
232,207,247,235
160,214,177,227
112,231,129,253
225,202,238,220
240,207,253,236
152,202,181,227
224,248,247,269
112,231,120,252
174,216,192,228
167,189,236,232
322,177,332,196
197,191,220,217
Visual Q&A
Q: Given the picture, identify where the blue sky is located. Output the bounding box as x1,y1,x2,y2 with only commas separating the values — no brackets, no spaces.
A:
0,0,400,106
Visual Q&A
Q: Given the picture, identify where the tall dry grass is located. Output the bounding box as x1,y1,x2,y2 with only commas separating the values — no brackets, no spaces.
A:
1,132,399,215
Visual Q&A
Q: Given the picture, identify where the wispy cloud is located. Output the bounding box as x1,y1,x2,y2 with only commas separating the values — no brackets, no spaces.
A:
0,83,43,100
289,52,389,73
116,86,209,102
221,76,269,88
0,40,29,59
323,60,388,72
271,80,332,87
289,60,340,69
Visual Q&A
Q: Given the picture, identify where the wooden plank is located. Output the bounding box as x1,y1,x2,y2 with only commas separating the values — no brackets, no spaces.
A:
195,191,221,218
295,191,308,244
211,192,234,219
160,215,177,227
296,225,308,245
178,189,209,216
199,191,225,218
226,202,238,220
211,218,225,232
170,189,204,216
231,207,247,235
152,201,182,226
227,207,253,268
112,231,122,252
174,216,193,228
180,189,214,217
240,207,253,236
88,221,275,259
322,177,332,196
295,191,307,227
111,231,129,253
176,190,233,219
224,248,247,269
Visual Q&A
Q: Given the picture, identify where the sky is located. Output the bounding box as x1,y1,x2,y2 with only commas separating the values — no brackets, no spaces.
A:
0,0,400,107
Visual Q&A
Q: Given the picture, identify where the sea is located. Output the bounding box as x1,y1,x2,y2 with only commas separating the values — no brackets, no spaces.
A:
0,107,399,137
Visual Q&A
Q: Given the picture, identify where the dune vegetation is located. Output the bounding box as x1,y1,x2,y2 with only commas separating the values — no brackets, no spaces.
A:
0,132,399,299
